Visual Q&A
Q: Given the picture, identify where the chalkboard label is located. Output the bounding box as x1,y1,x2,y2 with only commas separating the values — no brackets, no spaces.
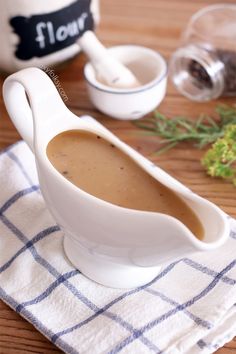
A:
10,0,94,60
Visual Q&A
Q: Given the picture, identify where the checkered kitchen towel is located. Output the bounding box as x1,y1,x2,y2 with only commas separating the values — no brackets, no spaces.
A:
1,141,236,354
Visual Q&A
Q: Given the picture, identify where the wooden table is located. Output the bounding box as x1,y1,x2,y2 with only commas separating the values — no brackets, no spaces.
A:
0,0,236,353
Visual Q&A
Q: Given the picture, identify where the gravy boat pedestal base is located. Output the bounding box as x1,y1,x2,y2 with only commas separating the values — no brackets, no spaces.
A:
64,235,161,288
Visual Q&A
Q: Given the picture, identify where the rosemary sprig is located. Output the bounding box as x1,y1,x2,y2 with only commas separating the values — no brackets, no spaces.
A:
133,105,236,155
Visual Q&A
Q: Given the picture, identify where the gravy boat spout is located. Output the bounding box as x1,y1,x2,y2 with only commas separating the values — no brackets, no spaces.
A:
3,68,230,289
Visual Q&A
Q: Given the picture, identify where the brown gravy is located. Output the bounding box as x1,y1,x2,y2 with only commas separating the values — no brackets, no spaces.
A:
47,130,204,240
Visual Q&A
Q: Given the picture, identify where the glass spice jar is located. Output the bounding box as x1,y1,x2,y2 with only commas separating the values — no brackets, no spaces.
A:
169,4,236,102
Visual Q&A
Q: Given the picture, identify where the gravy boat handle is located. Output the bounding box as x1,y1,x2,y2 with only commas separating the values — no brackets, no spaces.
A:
2,67,67,152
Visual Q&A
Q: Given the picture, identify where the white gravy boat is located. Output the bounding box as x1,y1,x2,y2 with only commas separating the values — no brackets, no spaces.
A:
3,68,229,288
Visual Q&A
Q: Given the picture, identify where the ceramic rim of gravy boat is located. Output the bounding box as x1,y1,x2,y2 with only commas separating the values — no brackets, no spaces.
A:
2,67,230,288
39,122,229,250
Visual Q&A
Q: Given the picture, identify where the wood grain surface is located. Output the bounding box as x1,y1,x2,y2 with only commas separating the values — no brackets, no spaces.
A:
0,0,236,353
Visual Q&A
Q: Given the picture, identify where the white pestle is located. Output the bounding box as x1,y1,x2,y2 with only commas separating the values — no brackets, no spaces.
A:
78,31,141,89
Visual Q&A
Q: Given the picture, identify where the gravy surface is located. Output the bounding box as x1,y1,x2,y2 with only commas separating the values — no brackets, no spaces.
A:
47,130,204,240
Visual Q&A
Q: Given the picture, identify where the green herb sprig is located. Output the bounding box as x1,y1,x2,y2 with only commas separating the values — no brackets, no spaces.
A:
134,105,236,155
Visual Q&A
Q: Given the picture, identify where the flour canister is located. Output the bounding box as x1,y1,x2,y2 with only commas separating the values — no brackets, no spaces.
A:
0,0,100,73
